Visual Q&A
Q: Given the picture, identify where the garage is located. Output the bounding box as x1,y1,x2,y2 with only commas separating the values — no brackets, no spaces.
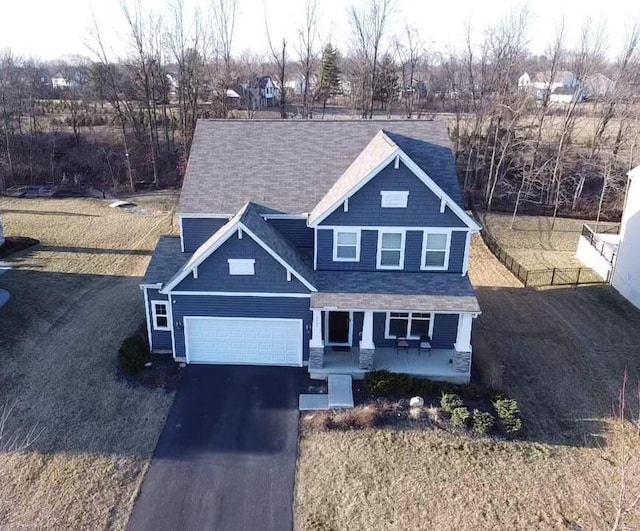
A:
183,316,303,366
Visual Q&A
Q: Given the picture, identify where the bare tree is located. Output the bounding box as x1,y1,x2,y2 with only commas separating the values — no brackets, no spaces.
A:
295,0,320,118
347,0,394,119
264,4,288,118
210,0,238,116
394,23,423,119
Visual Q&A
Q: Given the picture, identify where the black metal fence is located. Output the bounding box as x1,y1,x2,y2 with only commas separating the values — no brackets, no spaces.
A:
580,224,619,265
481,230,608,288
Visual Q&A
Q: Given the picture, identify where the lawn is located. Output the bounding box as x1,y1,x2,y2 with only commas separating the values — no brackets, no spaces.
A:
0,197,178,529
479,211,619,270
295,235,640,530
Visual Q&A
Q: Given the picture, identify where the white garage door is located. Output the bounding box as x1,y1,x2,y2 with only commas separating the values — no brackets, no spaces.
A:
184,317,303,367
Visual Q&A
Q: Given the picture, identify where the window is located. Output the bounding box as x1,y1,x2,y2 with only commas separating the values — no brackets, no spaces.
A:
421,231,450,270
228,258,255,275
333,230,360,261
385,312,432,339
377,231,405,269
380,191,409,208
151,301,169,331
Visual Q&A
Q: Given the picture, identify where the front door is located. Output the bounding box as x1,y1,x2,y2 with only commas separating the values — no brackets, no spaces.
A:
327,311,351,345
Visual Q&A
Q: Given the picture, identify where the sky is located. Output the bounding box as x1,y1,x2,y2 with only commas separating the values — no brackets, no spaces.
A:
0,0,637,62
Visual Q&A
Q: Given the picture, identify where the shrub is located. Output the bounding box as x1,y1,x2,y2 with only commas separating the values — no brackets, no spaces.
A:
118,333,150,375
456,383,486,400
305,411,332,431
440,393,464,413
365,371,433,397
493,398,523,436
331,405,381,429
451,407,471,428
425,405,443,424
472,409,495,435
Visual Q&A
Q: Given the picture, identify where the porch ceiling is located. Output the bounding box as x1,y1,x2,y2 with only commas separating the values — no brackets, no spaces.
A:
312,271,480,313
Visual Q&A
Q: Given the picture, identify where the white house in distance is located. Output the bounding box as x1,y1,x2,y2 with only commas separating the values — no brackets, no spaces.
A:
576,165,640,309
518,70,579,101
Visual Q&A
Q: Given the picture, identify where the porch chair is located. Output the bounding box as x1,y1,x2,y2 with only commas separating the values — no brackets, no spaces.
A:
418,335,432,356
396,336,409,354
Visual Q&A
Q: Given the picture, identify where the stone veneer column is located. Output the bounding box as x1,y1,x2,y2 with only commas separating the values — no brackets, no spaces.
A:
309,309,324,370
453,313,474,376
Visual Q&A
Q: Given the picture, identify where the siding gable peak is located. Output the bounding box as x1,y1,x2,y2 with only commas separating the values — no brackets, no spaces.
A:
161,202,317,293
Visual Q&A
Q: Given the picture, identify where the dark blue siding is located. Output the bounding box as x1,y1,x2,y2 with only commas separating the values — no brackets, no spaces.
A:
145,289,173,352
372,312,458,349
182,217,228,252
431,314,458,348
175,231,310,293
352,311,364,345
317,228,468,273
266,219,313,248
448,231,467,273
171,295,312,360
320,161,467,227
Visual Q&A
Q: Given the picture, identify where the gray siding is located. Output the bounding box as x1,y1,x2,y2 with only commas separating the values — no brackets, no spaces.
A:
145,289,172,352
182,217,228,252
372,311,458,349
317,228,468,273
320,161,467,227
171,295,312,360
265,219,313,248
175,230,310,293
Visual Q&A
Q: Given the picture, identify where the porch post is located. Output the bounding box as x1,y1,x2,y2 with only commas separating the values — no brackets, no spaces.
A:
453,313,473,378
358,311,375,370
309,309,324,369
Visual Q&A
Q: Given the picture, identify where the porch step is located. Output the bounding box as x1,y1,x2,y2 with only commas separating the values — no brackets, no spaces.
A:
299,394,329,411
327,374,354,408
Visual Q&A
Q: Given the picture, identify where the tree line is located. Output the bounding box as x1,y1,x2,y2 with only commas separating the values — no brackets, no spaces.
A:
0,0,638,220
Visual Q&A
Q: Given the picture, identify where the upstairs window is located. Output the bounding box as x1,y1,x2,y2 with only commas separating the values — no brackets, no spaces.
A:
151,301,169,331
228,258,255,275
377,231,405,269
380,191,409,208
333,230,360,261
421,231,450,270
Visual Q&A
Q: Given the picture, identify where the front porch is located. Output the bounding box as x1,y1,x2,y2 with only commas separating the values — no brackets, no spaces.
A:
309,346,470,384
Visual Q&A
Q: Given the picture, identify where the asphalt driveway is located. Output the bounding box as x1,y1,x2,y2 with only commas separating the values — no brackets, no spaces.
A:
127,365,304,531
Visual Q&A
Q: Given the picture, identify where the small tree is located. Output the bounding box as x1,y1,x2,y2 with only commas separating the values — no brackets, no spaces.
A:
317,43,341,117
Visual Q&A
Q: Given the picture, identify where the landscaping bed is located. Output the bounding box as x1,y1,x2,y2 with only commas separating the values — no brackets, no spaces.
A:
302,371,523,439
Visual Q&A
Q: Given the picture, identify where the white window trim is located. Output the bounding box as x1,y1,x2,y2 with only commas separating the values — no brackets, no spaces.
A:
151,301,170,331
333,229,361,262
228,258,256,275
421,229,451,271
384,312,434,340
376,230,406,270
380,190,409,208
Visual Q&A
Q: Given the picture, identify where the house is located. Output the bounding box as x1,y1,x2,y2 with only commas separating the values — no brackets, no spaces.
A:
285,73,317,97
518,70,579,100
612,165,640,308
51,72,70,90
141,120,482,384
225,88,241,109
246,76,280,108
576,165,640,309
583,73,615,100
549,86,584,104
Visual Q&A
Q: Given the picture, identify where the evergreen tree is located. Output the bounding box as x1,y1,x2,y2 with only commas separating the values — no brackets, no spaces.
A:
373,54,399,111
318,44,341,117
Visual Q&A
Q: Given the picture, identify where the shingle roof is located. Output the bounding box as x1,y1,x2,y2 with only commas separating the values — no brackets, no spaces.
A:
143,236,190,285
160,202,316,291
308,130,398,225
179,119,460,215
311,271,480,313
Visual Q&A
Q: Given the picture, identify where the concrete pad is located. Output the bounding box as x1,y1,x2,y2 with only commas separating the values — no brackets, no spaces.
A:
328,374,354,408
299,394,329,411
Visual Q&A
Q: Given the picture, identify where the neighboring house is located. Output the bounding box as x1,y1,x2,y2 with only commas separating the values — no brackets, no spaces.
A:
141,121,482,384
518,70,579,100
246,76,280,108
285,73,317,97
51,72,69,90
549,86,584,104
576,165,640,309
583,73,615,100
225,88,241,109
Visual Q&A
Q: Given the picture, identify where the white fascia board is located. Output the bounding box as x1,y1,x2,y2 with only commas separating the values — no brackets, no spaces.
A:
169,291,311,298
140,282,163,289
261,213,308,220
309,306,482,315
308,149,400,226
238,223,317,292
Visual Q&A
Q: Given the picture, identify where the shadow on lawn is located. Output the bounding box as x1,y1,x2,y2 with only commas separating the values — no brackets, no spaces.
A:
38,244,152,256
472,282,640,447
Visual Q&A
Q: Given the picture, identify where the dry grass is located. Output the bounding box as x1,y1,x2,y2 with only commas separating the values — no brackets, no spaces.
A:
0,196,178,529
295,235,640,530
479,212,619,270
